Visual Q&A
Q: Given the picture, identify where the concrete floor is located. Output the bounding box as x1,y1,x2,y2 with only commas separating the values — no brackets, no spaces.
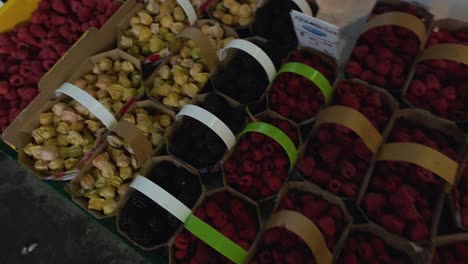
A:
0,155,150,264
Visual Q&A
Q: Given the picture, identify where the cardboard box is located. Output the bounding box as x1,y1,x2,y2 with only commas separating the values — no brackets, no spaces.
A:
116,155,204,250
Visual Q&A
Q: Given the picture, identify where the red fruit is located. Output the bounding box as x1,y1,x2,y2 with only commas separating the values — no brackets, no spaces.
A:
343,253,358,264
396,206,421,221
205,201,219,217
239,174,253,187
319,144,341,163
376,47,393,60
0,81,9,95
425,74,441,90
274,158,288,169
360,70,374,83
318,216,336,237
353,45,369,59
263,228,281,245
409,80,427,96
285,250,302,264
213,212,228,227
363,193,387,213
341,183,357,198
380,214,405,235
250,133,265,144
311,169,332,184
441,86,457,101
302,199,327,219
17,87,38,102
409,222,429,241
367,93,382,107
328,179,342,193
266,177,282,192
346,61,362,76
339,94,360,110
328,205,343,221
174,233,190,250
297,157,316,177
375,60,391,75
339,160,357,179
243,160,256,173
252,150,263,161
431,98,449,115
390,184,416,207
365,54,377,68
358,242,375,260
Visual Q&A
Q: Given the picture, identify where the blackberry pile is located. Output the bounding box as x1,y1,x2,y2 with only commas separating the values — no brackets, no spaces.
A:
169,93,246,169
118,161,201,248
252,0,310,55
213,40,283,104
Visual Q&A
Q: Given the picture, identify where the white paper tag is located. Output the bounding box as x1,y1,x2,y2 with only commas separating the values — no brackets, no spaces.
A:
176,104,236,150
56,83,118,129
177,0,198,25
402,0,432,9
130,176,192,222
290,10,340,60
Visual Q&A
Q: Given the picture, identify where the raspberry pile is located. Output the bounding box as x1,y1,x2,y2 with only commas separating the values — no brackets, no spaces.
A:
432,241,468,264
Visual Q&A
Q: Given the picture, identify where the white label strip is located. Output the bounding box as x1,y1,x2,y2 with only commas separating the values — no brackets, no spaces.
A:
0,2,4,8
176,104,236,149
177,0,198,25
292,0,313,16
130,175,192,222
218,39,276,82
55,83,118,129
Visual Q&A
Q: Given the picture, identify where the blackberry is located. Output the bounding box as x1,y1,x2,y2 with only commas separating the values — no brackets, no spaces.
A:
119,214,137,232
204,132,225,156
127,192,153,211
129,227,154,247
167,214,181,229
169,134,187,156
177,190,198,207
202,93,226,114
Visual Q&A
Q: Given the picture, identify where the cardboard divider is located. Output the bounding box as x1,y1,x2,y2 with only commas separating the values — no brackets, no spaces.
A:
264,47,338,127
169,186,262,264
245,181,352,263
357,109,466,244
70,122,153,219
450,149,468,230
144,26,218,111
116,155,203,251
342,224,427,263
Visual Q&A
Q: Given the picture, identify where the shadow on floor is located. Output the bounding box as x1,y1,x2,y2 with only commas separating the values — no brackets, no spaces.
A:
0,155,151,264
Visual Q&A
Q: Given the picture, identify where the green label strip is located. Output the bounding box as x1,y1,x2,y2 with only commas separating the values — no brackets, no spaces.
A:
277,62,333,104
239,122,298,172
185,215,248,264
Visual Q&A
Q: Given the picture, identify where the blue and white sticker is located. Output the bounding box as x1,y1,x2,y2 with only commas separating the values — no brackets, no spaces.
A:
290,10,339,60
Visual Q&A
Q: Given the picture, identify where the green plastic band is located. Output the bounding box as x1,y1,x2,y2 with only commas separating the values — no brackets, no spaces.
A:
239,122,298,172
185,214,248,264
277,62,333,104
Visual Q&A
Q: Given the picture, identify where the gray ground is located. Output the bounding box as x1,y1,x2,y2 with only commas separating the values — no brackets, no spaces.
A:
0,155,150,264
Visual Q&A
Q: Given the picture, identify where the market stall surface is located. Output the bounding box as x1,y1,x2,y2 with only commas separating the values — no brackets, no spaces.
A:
0,155,149,264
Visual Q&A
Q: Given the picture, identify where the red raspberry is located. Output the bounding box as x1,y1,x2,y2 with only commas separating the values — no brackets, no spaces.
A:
346,61,362,76
318,216,336,237
352,45,369,59
409,80,427,96
380,214,405,235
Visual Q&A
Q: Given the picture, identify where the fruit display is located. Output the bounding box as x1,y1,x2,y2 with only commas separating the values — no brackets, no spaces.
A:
23,100,104,176
404,20,468,122
118,158,202,248
0,0,120,132
337,225,417,264
209,0,258,28
249,183,350,263
168,93,246,170
267,49,337,124
3,0,468,262
344,2,431,93
119,0,200,60
212,39,282,105
149,32,214,109
361,110,463,242
172,189,260,263
223,114,300,201
296,80,397,199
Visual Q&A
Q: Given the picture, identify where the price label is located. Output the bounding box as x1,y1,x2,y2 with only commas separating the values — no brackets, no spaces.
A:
402,0,432,9
290,10,340,59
